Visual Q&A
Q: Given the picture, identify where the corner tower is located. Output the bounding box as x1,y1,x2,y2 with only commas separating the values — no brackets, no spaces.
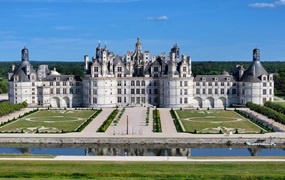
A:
21,47,29,61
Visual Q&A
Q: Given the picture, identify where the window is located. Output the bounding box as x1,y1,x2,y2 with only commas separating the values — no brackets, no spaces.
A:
131,89,135,94
242,89,245,95
117,97,122,103
184,81,188,86
117,67,122,72
142,89,145,94
76,88,80,94
124,89,126,94
203,89,205,94
63,88,67,94
180,81,182,87
263,76,266,81
56,88,60,94
131,97,135,103
56,82,60,86
149,89,152,94
94,67,98,72
221,82,224,86
183,67,187,72
208,89,212,94
263,83,267,87
154,89,158,94
221,89,224,94
142,80,145,86
93,89,97,95
184,89,188,95
131,81,135,86
118,81,121,86
136,89,140,94
93,81,97,86
93,97,97,104
63,82,66,86
136,80,140,86
208,82,212,86
184,98,188,104
263,89,267,95
154,67,159,72
270,89,272,95
117,73,121,77
142,97,145,103
215,89,218,94
180,89,182,95
70,88,73,94
196,89,200,94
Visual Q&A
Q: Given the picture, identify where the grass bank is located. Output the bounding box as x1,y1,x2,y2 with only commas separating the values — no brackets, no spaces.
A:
0,161,284,179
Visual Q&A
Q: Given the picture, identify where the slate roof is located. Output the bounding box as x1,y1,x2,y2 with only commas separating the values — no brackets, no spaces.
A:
11,60,36,82
240,58,268,82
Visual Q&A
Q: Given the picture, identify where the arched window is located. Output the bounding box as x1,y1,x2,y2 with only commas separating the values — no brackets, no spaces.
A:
142,80,145,86
136,80,140,86
131,80,135,86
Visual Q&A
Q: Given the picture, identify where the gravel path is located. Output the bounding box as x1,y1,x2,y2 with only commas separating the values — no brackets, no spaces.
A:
159,108,177,134
81,108,114,133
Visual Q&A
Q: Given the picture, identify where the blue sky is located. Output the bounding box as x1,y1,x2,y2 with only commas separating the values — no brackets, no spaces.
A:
0,0,285,62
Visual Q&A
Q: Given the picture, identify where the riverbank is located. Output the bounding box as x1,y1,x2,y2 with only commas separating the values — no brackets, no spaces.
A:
0,133,284,145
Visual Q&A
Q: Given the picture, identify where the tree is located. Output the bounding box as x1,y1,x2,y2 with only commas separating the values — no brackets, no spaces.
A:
0,79,8,94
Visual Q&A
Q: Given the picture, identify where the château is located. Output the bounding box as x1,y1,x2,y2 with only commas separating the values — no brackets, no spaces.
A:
8,38,274,108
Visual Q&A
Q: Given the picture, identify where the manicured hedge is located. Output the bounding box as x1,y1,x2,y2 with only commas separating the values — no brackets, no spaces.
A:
146,107,150,125
170,109,183,132
264,101,285,114
246,102,285,125
153,109,162,132
113,108,125,124
234,109,274,133
97,109,119,132
0,101,28,117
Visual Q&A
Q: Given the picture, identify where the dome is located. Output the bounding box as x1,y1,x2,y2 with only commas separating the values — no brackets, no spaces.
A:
49,68,61,75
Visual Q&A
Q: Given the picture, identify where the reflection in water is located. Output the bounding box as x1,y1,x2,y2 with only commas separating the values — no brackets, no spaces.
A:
0,144,284,157
248,148,262,156
85,148,190,156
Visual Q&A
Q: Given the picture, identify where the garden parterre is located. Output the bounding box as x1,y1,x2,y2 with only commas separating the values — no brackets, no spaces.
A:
176,110,263,134
0,109,97,133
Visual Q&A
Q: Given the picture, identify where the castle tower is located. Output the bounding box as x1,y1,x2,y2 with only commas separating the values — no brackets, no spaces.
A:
253,48,260,61
135,37,142,54
21,47,29,61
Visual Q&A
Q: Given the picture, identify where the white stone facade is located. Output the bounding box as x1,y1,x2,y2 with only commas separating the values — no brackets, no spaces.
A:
8,39,274,108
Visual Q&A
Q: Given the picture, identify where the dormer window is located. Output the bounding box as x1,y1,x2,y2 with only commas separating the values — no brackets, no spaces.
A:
226,77,230,81
202,77,206,81
214,77,218,81
263,76,267,81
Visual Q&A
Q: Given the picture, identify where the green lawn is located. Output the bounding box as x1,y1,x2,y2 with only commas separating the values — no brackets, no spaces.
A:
0,109,96,133
176,110,262,134
0,161,284,179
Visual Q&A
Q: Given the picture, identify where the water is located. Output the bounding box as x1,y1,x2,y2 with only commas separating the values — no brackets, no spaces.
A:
0,145,284,156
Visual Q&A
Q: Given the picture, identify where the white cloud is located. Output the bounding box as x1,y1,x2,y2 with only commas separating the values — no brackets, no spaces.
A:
248,3,275,8
249,0,285,8
275,0,285,5
145,16,169,21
